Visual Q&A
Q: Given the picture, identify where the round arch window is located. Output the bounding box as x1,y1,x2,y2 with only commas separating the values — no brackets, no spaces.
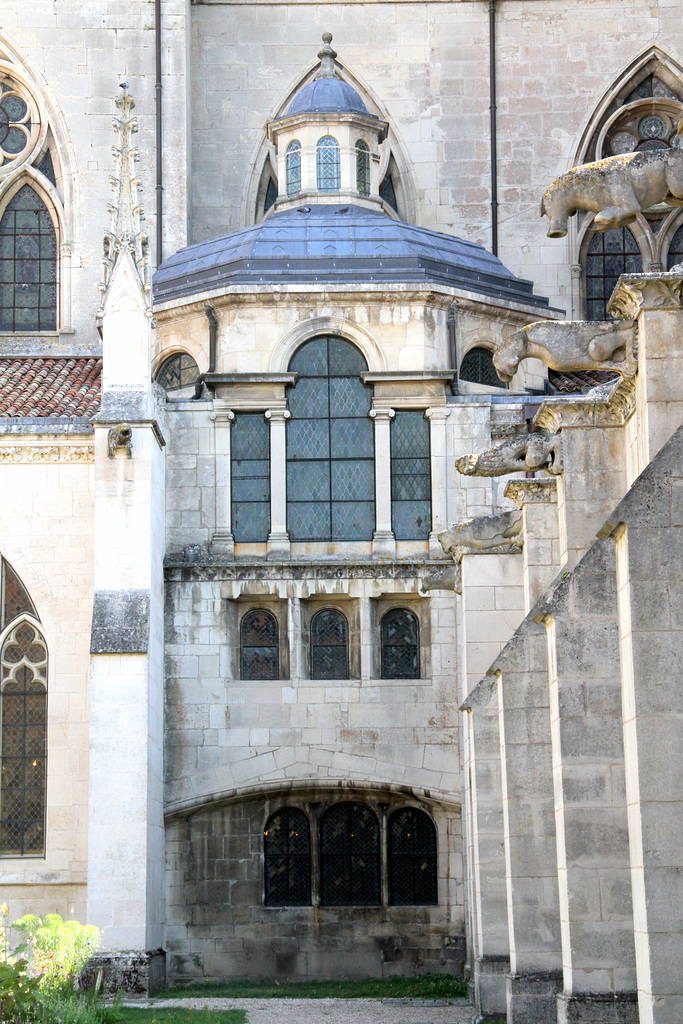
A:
458,347,506,389
155,352,201,395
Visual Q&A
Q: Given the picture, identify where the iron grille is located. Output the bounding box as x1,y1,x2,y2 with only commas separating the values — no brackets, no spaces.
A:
458,347,506,389
1,557,37,632
287,336,374,541
286,141,301,196
240,609,279,680
388,807,438,905
320,802,381,906
264,807,312,906
0,621,47,856
232,413,271,543
155,352,200,392
668,224,683,270
0,184,57,332
356,141,370,196
391,411,431,540
381,608,419,679
585,227,642,321
310,608,349,680
316,136,340,192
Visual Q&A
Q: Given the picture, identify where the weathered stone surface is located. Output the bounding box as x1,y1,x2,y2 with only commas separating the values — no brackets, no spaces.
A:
455,431,562,478
439,510,523,559
90,589,150,653
493,320,637,384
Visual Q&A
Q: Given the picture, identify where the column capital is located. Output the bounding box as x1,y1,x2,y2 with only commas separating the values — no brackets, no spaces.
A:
210,406,235,424
265,408,291,422
369,407,395,421
425,406,451,421
504,478,557,509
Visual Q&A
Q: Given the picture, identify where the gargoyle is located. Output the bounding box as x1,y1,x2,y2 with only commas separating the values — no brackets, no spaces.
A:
493,319,637,384
456,431,562,477
439,509,523,560
107,423,133,458
420,563,462,595
541,122,683,238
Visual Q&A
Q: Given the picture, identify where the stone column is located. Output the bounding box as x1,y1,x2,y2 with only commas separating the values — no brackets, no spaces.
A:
426,406,451,557
265,408,290,558
59,241,72,333
211,404,234,556
370,407,395,556
505,479,560,614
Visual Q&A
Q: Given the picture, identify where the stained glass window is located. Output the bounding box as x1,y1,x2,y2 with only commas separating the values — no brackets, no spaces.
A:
310,608,349,680
585,227,642,321
320,802,381,906
388,807,438,905
381,609,419,679
0,184,57,332
1,558,37,632
287,336,374,541
356,140,370,196
264,177,278,213
391,411,431,541
316,136,340,192
1,620,47,856
232,413,270,543
380,175,398,213
667,224,683,270
264,807,311,906
240,609,279,680
286,141,302,196
155,352,200,393
459,347,506,388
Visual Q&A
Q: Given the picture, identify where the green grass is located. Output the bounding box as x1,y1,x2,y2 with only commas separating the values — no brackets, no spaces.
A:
118,1010,245,1024
155,973,468,1000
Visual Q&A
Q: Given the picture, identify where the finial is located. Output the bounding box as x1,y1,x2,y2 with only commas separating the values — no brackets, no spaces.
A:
316,32,337,79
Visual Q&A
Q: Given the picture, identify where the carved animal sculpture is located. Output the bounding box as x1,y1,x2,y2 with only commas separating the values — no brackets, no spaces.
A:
493,319,637,384
456,431,562,477
540,123,683,238
107,423,133,458
420,563,462,594
439,509,523,559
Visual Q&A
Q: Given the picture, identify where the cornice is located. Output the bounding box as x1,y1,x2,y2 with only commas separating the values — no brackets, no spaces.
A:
608,271,683,320
164,559,446,582
533,377,636,431
0,440,94,462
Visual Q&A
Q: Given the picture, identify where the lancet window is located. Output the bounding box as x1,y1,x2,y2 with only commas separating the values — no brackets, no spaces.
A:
0,184,57,332
316,136,340,192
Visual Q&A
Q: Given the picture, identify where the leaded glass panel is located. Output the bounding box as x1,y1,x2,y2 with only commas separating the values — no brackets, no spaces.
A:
667,224,683,270
311,609,349,679
155,352,200,392
240,609,278,680
232,413,270,543
286,141,302,196
458,347,506,388
388,807,438,905
356,140,370,196
320,803,381,905
391,411,431,540
0,185,56,332
316,136,340,192
381,608,419,679
585,227,642,321
1,558,37,632
264,807,311,906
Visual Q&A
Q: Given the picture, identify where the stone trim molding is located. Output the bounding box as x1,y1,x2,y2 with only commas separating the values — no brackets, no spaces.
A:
533,376,636,431
164,559,448,581
504,478,558,508
0,441,94,462
607,270,683,320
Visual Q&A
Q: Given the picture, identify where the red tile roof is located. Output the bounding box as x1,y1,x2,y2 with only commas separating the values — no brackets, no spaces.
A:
0,357,102,418
548,369,619,394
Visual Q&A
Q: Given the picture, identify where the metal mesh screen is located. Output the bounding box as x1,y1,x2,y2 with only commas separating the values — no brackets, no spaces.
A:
0,184,57,332
459,347,506,388
585,227,642,321
391,411,431,540
240,609,279,680
320,802,381,905
264,807,312,906
381,608,419,679
232,413,270,542
388,807,438,905
316,136,340,192
155,352,200,392
310,608,349,680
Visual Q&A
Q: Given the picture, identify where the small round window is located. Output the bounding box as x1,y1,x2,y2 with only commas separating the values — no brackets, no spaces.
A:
155,353,201,394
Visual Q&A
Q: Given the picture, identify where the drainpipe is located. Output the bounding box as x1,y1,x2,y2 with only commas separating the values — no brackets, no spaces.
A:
202,303,218,397
447,301,459,395
488,0,498,256
155,0,163,267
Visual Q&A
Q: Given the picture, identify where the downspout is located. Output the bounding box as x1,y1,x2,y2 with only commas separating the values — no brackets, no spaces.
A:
155,0,163,267
201,303,218,397
447,301,459,395
488,0,498,256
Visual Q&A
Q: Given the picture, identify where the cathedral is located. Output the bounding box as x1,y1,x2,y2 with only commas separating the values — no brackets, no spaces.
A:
1,3,683,1023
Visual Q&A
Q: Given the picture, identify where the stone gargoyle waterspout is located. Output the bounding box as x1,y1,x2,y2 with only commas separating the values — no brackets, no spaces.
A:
455,431,562,477
540,119,683,238
493,318,637,384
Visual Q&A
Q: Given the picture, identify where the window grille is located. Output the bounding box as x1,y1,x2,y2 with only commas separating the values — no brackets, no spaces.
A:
155,352,200,393
0,184,57,332
388,807,438,905
310,608,349,679
1,620,47,856
381,608,419,679
240,609,279,680
316,136,340,192
667,224,683,270
356,140,370,196
287,336,374,541
286,141,302,196
232,413,270,543
391,411,431,541
459,347,506,388
264,807,311,906
585,227,642,321
1,557,37,632
320,802,381,906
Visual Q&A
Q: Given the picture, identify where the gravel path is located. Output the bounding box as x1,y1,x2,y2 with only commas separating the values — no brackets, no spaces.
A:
133,997,478,1024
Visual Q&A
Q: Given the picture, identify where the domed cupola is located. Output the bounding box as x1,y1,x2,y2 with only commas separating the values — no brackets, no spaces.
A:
266,34,389,213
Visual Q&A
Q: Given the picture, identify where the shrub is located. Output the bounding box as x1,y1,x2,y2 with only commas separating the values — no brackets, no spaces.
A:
12,915,99,995
0,955,41,1022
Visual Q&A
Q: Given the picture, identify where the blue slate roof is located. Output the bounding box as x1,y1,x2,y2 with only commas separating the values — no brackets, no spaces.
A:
153,204,552,310
286,77,371,117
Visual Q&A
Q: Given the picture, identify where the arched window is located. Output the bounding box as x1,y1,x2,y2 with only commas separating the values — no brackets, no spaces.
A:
320,802,381,905
388,807,438,905
310,609,349,680
381,609,419,679
0,184,57,332
155,352,201,394
355,140,370,196
264,807,311,906
459,347,505,388
1,619,47,856
286,140,301,196
240,609,279,680
667,224,683,269
287,337,374,542
1,557,37,630
585,227,642,321
316,136,340,192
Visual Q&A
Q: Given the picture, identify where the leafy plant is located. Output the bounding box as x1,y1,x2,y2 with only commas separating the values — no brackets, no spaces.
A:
13,914,99,994
38,988,122,1024
0,954,41,1022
